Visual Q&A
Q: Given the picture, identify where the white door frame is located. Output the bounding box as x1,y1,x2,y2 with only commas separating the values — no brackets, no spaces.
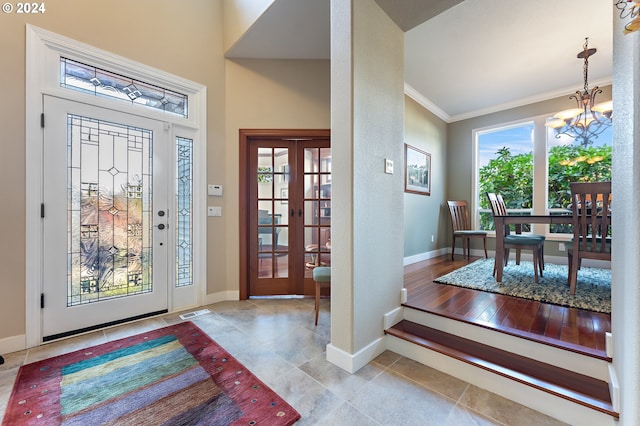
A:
25,25,207,347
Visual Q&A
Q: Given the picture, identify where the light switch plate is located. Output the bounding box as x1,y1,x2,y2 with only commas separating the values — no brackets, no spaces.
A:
384,159,394,174
207,206,222,217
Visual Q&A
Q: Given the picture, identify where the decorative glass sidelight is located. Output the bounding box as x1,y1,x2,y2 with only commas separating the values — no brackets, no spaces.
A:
67,114,153,306
176,137,193,287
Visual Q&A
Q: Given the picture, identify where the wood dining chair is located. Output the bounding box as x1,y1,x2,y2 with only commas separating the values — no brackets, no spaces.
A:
486,193,545,282
447,200,488,260
567,181,612,294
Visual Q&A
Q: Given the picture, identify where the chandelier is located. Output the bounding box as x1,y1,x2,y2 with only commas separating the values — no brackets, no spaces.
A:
546,38,612,146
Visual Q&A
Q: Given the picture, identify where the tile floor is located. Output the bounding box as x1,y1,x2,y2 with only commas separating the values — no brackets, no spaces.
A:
0,298,566,425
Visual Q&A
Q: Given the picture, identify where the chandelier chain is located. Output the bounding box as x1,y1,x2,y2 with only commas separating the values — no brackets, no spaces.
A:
582,38,590,93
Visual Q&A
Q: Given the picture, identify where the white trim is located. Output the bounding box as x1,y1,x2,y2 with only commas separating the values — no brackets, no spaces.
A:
383,306,403,330
326,337,387,374
327,336,387,374
25,25,207,348
608,363,620,413
403,248,448,265
404,78,612,124
203,290,240,305
0,335,26,355
404,83,449,122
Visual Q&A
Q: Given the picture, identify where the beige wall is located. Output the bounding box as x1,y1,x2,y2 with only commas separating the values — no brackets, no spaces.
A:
0,0,332,347
0,0,225,343
403,96,448,258
222,0,274,52
222,58,331,295
329,0,404,362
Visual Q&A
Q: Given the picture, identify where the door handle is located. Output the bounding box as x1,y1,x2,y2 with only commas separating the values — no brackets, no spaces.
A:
291,209,295,217
298,209,302,217
157,224,167,230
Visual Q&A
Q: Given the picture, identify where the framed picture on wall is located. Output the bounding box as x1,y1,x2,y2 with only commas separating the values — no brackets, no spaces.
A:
404,144,431,196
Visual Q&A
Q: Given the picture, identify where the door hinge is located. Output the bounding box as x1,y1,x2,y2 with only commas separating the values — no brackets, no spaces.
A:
41,203,45,218
41,293,45,309
40,113,45,128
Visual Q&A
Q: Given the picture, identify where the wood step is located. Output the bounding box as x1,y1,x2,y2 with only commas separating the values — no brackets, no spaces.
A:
385,320,617,419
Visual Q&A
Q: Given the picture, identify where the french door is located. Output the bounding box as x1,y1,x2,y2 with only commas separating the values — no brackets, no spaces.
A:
241,131,331,297
42,96,170,340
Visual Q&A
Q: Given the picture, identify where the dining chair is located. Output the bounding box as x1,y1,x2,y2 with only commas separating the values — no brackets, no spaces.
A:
567,181,612,294
447,200,488,260
486,193,545,282
312,266,331,325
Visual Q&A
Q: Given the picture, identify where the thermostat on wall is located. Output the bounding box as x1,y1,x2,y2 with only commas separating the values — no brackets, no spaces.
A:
208,184,223,196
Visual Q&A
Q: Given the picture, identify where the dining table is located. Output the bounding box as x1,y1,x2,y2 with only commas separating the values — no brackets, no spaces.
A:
492,213,574,282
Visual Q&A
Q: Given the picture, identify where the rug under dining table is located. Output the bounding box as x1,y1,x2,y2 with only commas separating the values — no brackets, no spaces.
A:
434,258,611,313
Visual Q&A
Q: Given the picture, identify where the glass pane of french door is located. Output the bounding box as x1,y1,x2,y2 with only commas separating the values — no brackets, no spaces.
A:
42,96,168,339
257,147,290,279
303,147,331,278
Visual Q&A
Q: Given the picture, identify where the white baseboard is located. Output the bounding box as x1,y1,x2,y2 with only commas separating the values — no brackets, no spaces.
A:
406,248,610,270
0,334,26,355
608,364,620,413
326,336,387,374
202,290,239,305
383,306,403,329
403,248,448,265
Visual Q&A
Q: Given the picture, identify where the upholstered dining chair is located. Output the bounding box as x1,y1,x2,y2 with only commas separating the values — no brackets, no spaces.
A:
447,200,488,260
567,181,612,295
486,193,545,282
312,267,331,326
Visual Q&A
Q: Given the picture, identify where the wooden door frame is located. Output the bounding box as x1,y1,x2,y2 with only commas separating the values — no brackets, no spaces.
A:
239,129,331,300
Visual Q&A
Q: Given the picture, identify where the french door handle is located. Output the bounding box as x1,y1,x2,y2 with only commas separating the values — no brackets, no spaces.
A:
298,209,302,217
291,209,295,217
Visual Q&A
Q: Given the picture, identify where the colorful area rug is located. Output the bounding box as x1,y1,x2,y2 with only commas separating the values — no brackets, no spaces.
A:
3,322,300,426
434,258,611,313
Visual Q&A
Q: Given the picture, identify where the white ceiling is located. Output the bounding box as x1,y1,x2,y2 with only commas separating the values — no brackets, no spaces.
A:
225,0,613,122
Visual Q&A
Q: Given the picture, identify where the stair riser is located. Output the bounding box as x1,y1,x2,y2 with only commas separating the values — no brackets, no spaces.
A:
404,307,609,381
387,335,617,426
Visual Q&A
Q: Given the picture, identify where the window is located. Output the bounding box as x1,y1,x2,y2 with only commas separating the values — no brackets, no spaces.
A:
176,137,193,287
474,116,612,238
60,57,188,117
547,125,612,234
476,121,534,231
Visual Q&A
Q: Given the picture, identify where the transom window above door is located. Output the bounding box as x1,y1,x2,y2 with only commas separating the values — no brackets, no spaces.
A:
60,57,188,117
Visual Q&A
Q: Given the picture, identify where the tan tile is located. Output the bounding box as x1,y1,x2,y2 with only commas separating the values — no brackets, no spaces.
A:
389,356,470,400
459,385,568,425
268,367,344,425
25,330,107,364
299,355,385,401
371,350,402,367
0,350,27,371
314,402,382,426
350,369,457,425
445,404,502,426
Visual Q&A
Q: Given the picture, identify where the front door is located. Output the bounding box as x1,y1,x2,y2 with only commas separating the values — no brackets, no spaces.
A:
242,131,331,297
42,96,170,340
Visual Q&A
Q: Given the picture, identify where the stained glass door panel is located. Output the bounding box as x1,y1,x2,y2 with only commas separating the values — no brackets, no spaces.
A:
42,96,168,339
